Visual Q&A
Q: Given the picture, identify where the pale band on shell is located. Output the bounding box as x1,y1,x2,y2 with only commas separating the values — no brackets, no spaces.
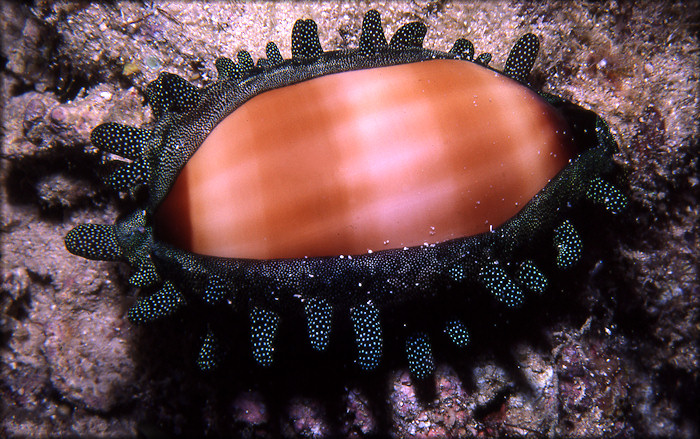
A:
154,59,574,260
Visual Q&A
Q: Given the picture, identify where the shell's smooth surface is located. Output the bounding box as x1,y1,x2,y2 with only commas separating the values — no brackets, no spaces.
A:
154,59,574,260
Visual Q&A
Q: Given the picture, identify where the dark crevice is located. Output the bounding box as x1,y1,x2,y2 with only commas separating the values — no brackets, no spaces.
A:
3,146,120,221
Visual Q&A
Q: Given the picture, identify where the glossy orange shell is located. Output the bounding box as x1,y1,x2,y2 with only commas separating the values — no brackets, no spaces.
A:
154,59,574,259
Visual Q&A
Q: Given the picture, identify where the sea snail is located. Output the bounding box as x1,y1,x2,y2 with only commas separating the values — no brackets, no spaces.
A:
65,10,627,378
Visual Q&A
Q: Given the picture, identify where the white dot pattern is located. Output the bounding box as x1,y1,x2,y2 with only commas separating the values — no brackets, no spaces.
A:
504,33,539,83
127,264,159,287
444,320,470,348
265,42,283,66
114,210,161,288
586,177,627,215
128,281,185,324
203,275,228,305
65,223,122,260
215,57,238,80
478,263,524,307
91,122,148,160
145,72,201,118
106,159,148,192
250,306,279,366
475,52,492,66
350,303,383,370
553,220,582,269
449,38,474,61
516,260,548,294
197,329,220,371
304,297,332,351
359,9,387,56
237,50,254,72
406,332,435,379
291,19,322,59
448,263,466,282
389,22,427,50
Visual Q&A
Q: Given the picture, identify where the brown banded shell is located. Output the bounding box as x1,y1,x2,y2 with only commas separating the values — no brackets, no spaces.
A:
154,59,575,260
